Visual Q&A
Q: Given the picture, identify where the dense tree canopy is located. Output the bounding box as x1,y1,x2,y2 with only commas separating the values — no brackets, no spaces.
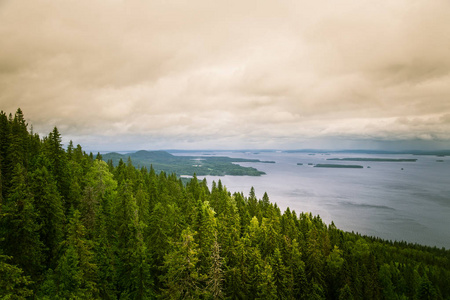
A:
0,109,449,299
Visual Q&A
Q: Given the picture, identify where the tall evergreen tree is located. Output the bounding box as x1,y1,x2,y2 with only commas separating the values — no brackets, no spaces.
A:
0,254,33,299
43,127,71,212
161,227,203,299
270,247,292,299
206,233,224,299
0,163,44,279
256,261,277,300
29,157,65,267
52,210,98,299
196,200,217,272
114,180,153,299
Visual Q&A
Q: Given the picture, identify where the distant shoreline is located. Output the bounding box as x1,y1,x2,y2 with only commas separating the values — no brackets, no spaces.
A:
314,164,364,169
327,158,417,162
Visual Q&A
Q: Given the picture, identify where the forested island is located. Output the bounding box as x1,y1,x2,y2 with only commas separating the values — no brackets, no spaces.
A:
102,151,268,176
1,109,449,299
314,164,364,169
327,158,417,163
286,149,450,156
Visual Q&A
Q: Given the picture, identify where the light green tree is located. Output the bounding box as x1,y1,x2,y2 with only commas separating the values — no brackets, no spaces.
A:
161,227,203,299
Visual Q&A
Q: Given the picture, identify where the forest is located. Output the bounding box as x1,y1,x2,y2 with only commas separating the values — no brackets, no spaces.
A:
1,109,449,299
101,150,267,177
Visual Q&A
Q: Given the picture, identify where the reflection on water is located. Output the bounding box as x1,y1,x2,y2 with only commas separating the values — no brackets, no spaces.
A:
173,151,450,249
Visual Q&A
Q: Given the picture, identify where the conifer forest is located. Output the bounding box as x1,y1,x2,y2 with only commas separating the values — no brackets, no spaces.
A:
1,109,449,299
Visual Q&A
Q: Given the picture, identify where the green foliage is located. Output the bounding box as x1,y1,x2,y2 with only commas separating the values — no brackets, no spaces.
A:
29,157,65,266
0,163,44,278
328,157,418,162
314,164,364,168
206,233,224,299
0,255,33,299
114,181,153,299
52,210,98,299
1,108,449,299
103,150,266,176
161,227,203,299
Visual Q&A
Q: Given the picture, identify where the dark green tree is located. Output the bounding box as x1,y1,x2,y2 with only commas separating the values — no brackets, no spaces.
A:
42,127,71,212
29,157,65,267
51,210,98,299
417,274,438,300
0,254,33,299
270,247,292,299
0,163,44,278
114,181,153,299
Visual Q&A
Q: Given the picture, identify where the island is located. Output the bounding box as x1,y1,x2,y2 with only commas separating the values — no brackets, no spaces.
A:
102,150,268,176
327,158,417,162
314,164,364,168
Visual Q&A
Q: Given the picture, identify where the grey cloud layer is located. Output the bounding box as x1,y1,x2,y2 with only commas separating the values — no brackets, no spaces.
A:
1,0,449,149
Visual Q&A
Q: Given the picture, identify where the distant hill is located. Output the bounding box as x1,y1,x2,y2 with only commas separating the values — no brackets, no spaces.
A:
102,150,269,176
285,149,450,156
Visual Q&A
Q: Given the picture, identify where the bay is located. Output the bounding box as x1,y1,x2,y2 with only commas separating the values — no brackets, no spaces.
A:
173,151,450,249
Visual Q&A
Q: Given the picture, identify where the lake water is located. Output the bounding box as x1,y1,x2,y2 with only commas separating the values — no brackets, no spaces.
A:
173,151,450,249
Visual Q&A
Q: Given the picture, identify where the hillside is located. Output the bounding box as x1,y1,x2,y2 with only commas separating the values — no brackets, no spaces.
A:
102,150,268,176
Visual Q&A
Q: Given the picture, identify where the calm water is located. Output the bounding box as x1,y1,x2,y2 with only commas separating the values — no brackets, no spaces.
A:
173,151,450,249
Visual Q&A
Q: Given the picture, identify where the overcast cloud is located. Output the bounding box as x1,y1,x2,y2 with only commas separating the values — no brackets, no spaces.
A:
1,0,450,150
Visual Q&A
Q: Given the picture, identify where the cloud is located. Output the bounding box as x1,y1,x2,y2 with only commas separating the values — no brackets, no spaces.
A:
0,0,449,150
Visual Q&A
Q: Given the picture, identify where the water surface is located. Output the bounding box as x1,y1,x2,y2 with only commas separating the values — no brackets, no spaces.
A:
174,151,450,248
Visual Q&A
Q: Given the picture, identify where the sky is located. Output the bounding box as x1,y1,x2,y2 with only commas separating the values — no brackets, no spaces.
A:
1,0,450,151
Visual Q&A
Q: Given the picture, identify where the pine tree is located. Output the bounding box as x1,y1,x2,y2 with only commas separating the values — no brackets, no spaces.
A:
206,233,224,299
305,227,326,299
29,157,65,267
270,248,291,299
286,238,308,299
326,245,344,299
417,274,438,300
196,200,217,272
114,180,153,299
256,261,277,300
0,163,44,278
379,264,396,300
339,283,354,300
247,186,258,218
6,109,29,170
135,183,150,225
53,210,98,299
43,127,71,212
0,111,9,201
161,227,203,299
0,159,3,212
90,162,119,298
85,159,117,227
0,254,33,299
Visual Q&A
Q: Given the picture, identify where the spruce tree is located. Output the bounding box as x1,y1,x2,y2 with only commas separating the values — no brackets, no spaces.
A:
161,227,203,299
0,163,44,278
0,254,33,299
270,247,291,299
256,261,277,300
29,157,65,267
43,127,71,212
53,210,98,299
196,200,217,272
206,233,224,299
114,180,153,299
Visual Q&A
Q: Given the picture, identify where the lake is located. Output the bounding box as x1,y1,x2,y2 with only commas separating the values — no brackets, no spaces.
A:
172,151,450,249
